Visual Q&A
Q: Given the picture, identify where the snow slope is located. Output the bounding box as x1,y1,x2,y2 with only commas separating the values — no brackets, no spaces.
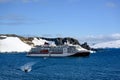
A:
91,40,120,49
32,38,48,46
0,37,31,52
0,36,56,52
32,38,56,46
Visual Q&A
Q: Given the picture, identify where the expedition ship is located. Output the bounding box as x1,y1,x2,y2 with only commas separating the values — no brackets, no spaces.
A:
27,44,90,57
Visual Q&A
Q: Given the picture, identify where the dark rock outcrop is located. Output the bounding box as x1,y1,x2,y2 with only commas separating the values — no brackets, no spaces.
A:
81,42,91,50
41,37,80,45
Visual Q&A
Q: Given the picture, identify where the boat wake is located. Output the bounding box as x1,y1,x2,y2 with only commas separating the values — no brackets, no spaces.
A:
20,62,36,73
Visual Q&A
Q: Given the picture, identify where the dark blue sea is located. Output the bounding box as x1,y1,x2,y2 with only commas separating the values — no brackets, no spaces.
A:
0,49,120,80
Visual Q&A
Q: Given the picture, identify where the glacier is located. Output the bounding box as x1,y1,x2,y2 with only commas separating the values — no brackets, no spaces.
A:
91,40,120,49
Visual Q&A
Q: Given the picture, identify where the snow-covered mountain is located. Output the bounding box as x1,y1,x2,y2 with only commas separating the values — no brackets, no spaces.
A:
0,36,56,53
0,34,83,53
0,36,31,52
91,40,120,49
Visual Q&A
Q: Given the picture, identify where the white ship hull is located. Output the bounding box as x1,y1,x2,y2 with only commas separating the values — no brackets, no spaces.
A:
27,45,90,57
27,51,90,57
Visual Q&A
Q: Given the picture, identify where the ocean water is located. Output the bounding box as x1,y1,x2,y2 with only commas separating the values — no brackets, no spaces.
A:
0,49,120,80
